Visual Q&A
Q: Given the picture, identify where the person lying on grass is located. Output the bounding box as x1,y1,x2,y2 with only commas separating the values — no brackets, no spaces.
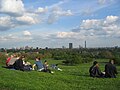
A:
51,64,62,71
89,61,104,78
43,60,48,70
43,60,54,73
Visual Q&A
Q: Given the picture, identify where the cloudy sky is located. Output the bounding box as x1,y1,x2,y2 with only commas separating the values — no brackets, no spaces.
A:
0,0,120,48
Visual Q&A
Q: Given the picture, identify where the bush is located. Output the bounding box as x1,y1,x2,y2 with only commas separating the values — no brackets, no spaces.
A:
114,55,120,65
82,57,93,63
97,51,115,59
0,53,7,65
63,54,83,65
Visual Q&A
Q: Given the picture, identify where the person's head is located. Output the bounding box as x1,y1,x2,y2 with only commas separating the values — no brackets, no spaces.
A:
16,55,20,59
93,61,98,66
13,54,17,57
109,59,115,64
38,57,41,60
10,55,14,58
5,53,9,58
20,55,25,60
44,60,47,62
35,57,39,61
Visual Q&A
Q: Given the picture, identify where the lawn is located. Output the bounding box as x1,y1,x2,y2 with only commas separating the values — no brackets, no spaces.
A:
0,59,120,90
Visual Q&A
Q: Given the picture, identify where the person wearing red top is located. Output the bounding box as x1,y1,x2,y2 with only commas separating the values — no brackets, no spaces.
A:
6,55,13,66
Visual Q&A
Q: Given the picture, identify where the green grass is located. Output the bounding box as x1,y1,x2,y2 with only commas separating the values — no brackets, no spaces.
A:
0,59,120,90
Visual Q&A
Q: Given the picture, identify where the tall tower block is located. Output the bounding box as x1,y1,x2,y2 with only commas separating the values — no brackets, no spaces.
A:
69,43,73,49
85,41,86,48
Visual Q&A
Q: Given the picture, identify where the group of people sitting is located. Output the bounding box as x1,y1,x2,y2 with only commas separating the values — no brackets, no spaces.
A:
89,59,118,78
4,54,118,77
5,54,62,73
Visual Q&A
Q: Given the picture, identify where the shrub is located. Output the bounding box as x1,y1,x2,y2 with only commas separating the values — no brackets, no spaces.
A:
82,57,93,63
0,53,7,65
63,54,83,65
97,51,114,59
114,55,120,65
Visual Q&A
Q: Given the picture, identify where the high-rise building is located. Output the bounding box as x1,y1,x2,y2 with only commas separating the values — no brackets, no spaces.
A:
85,41,86,48
69,43,73,49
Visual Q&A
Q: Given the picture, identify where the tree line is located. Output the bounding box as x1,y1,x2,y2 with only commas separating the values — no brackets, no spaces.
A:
0,47,120,65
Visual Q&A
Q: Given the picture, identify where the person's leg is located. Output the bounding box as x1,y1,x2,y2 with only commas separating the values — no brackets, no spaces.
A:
3,65,14,69
47,69,54,73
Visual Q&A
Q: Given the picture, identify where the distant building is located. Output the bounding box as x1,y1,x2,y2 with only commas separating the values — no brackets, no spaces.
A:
62,46,65,49
36,47,39,50
25,46,31,50
85,41,86,48
79,45,83,49
69,43,73,49
45,47,49,50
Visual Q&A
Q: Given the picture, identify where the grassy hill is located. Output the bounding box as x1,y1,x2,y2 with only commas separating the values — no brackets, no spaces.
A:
0,59,120,90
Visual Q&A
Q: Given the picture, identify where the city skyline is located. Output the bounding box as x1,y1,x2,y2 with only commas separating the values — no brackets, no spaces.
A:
0,0,120,48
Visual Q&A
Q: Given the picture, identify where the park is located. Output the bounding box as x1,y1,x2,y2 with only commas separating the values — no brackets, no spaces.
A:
0,48,120,90
0,0,120,90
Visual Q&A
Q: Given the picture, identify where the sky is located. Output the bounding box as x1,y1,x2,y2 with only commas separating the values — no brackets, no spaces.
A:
0,0,120,48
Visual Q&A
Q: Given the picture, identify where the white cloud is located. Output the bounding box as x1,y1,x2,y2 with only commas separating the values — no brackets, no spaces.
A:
0,0,25,16
71,15,120,38
0,34,18,41
4,34,17,40
23,31,32,36
47,6,73,24
57,32,76,38
81,19,101,30
0,0,39,31
0,31,32,42
40,15,120,41
51,7,73,16
0,16,15,31
16,15,38,25
0,14,39,31
35,7,48,13
105,15,119,24
0,0,73,31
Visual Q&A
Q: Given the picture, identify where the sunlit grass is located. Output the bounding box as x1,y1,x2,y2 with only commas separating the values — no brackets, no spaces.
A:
0,59,120,90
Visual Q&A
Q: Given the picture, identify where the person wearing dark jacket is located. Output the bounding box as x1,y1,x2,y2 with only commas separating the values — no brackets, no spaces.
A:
89,61,104,78
105,59,118,78
14,56,25,71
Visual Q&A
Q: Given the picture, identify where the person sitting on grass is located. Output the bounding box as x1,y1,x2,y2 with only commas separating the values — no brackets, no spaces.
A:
6,54,12,66
105,59,118,78
43,60,54,74
89,61,104,78
13,55,26,71
32,57,44,71
5,54,17,69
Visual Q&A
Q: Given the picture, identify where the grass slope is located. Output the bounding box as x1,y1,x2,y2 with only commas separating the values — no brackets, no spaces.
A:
0,59,120,90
